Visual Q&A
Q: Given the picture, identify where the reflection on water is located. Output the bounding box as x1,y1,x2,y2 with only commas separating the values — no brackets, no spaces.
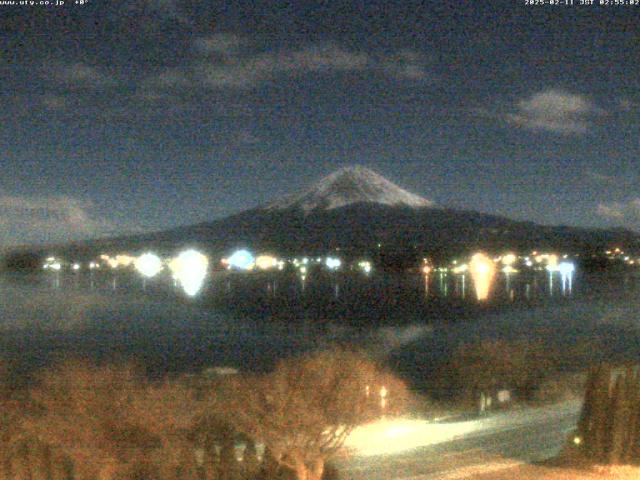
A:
30,263,586,306
1,269,640,385
168,249,209,296
16,261,617,338
469,253,496,301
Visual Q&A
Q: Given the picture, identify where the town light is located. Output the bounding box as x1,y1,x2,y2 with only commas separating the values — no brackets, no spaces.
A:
227,249,255,270
469,252,496,301
325,257,341,270
135,253,163,278
559,261,575,293
358,260,372,274
44,257,62,271
452,263,468,274
169,249,209,296
558,261,575,276
255,255,278,270
115,255,135,267
501,253,517,266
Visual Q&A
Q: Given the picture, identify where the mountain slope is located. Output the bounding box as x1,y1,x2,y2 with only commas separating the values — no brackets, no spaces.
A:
59,203,640,264
27,166,640,261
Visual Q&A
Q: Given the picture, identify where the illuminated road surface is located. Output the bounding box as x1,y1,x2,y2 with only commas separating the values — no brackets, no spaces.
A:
338,400,581,480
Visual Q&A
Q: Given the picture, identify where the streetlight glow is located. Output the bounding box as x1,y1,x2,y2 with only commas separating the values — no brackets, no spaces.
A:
227,249,255,270
325,257,341,270
469,252,496,301
169,249,209,296
501,253,517,266
255,255,278,270
135,253,163,278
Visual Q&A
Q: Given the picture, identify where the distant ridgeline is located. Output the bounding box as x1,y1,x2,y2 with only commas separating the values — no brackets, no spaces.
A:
1,250,43,272
2,166,640,271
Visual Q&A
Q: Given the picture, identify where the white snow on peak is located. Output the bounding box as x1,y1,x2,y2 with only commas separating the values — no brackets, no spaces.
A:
265,165,435,213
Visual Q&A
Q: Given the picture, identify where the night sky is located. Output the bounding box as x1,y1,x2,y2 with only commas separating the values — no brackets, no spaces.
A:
1,1,639,246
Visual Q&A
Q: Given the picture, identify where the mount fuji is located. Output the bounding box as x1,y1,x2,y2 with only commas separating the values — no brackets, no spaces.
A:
22,165,640,264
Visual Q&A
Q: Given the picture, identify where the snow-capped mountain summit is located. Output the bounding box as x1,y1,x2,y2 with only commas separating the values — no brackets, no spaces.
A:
265,165,435,213
36,163,640,263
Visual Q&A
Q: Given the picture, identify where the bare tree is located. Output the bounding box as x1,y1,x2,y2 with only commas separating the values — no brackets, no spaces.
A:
0,362,30,480
128,378,205,480
212,348,411,480
23,361,158,480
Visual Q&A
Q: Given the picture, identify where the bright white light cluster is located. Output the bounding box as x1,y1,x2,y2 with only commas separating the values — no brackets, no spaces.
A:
226,249,255,270
501,253,517,266
168,249,209,296
43,256,62,271
558,261,575,275
358,260,372,274
558,261,575,292
325,257,341,270
134,253,163,278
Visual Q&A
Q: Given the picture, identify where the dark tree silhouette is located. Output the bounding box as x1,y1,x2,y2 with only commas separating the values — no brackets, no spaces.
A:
576,364,640,464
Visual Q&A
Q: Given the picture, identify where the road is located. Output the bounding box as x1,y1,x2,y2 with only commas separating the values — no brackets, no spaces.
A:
337,400,581,480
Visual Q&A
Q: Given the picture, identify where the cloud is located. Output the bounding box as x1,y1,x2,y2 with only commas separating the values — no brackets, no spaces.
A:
596,203,626,220
236,130,260,145
585,170,620,185
506,89,603,135
585,170,637,189
144,39,428,93
618,98,638,112
282,44,370,72
381,50,430,80
193,34,244,56
47,62,118,89
596,199,640,222
41,94,68,110
0,195,122,246
198,44,370,88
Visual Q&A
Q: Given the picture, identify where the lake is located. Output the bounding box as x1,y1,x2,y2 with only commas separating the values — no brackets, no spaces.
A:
1,267,639,388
